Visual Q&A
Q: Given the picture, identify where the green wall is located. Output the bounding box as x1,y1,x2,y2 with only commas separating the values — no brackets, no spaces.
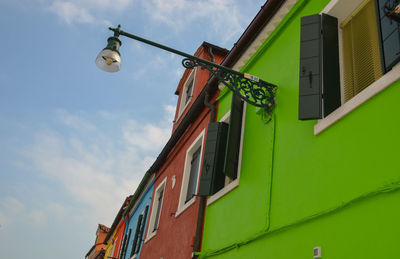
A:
200,0,400,258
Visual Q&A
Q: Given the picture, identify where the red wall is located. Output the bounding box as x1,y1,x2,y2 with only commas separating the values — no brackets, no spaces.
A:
140,45,225,259
172,45,226,133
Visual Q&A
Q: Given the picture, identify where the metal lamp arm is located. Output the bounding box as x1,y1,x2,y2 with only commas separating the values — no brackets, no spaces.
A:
109,25,277,113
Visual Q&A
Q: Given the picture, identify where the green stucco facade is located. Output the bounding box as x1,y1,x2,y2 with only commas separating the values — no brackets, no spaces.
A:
199,0,400,258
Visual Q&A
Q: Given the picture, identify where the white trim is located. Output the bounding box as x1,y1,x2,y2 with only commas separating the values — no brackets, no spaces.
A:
207,103,247,206
176,129,205,217
314,63,400,135
207,179,239,205
177,69,196,119
314,0,400,135
144,177,167,243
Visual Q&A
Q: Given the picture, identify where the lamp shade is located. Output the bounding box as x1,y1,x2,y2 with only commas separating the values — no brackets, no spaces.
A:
95,36,122,73
95,49,121,72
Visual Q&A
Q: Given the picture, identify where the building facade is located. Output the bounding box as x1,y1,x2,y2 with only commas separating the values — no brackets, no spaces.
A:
139,42,228,259
198,0,400,258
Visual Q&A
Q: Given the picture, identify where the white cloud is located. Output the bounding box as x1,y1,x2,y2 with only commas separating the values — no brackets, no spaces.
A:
47,0,114,25
29,210,48,226
49,1,95,24
0,197,25,228
23,105,173,225
56,109,97,131
0,197,25,215
141,0,244,43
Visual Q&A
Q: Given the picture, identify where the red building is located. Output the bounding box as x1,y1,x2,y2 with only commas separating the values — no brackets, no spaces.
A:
139,42,228,259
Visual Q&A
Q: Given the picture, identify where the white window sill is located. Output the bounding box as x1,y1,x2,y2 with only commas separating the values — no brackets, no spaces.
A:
207,178,239,206
175,196,196,218
314,63,400,135
144,230,157,244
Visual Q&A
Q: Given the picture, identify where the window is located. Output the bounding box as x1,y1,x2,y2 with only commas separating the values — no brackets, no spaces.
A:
185,146,201,202
129,206,149,259
299,0,400,133
176,130,205,216
145,178,166,241
341,0,383,102
177,70,196,118
204,101,247,205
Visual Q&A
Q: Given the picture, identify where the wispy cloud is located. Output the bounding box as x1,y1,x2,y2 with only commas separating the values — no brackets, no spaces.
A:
141,0,244,43
0,197,25,228
47,0,116,25
22,106,173,225
56,109,97,131
49,1,95,25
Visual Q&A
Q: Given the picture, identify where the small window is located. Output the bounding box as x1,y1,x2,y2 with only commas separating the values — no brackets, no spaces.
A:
185,146,201,202
145,178,166,241
177,70,196,118
176,130,205,215
185,79,194,105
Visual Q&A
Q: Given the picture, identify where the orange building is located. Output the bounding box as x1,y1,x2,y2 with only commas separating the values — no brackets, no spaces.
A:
85,224,110,259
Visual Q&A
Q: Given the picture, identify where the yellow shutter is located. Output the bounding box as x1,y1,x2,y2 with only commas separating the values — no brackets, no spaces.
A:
341,0,383,102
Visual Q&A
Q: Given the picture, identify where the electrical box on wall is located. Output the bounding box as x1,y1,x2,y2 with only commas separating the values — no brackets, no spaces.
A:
313,246,321,258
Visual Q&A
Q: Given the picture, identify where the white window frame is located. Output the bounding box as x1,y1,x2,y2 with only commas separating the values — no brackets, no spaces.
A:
175,129,205,217
144,177,167,243
177,69,196,119
314,0,400,135
207,103,247,205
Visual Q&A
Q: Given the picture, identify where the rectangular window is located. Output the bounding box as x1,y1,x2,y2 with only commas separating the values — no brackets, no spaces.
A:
145,178,166,241
341,0,383,102
176,130,205,216
177,70,196,118
130,206,149,258
185,146,201,202
302,0,400,133
153,188,163,232
185,79,194,105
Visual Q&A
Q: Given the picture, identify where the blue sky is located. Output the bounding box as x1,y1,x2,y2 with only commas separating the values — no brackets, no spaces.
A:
0,0,265,258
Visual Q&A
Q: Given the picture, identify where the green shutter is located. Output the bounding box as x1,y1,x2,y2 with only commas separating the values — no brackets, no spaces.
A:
299,14,340,120
134,205,149,254
321,14,341,116
197,122,229,196
130,214,143,257
375,0,400,72
119,229,131,259
224,95,243,179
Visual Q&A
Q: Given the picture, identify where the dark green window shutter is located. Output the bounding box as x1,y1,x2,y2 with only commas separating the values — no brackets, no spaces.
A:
224,94,243,179
119,228,131,259
299,14,340,120
197,122,229,196
130,214,143,257
134,205,149,254
375,0,400,72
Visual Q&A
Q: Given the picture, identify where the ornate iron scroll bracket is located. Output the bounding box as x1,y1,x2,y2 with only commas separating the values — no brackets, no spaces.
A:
182,58,277,114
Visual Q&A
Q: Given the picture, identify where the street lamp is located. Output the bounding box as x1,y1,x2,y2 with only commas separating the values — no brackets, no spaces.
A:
96,25,277,113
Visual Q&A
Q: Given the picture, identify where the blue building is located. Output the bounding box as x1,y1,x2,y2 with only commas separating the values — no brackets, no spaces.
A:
118,172,154,259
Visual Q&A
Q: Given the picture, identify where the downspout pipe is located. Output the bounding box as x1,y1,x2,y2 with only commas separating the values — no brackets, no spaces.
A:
193,47,217,258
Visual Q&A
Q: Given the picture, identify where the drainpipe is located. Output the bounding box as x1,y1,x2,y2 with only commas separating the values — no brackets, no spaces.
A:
193,47,217,258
